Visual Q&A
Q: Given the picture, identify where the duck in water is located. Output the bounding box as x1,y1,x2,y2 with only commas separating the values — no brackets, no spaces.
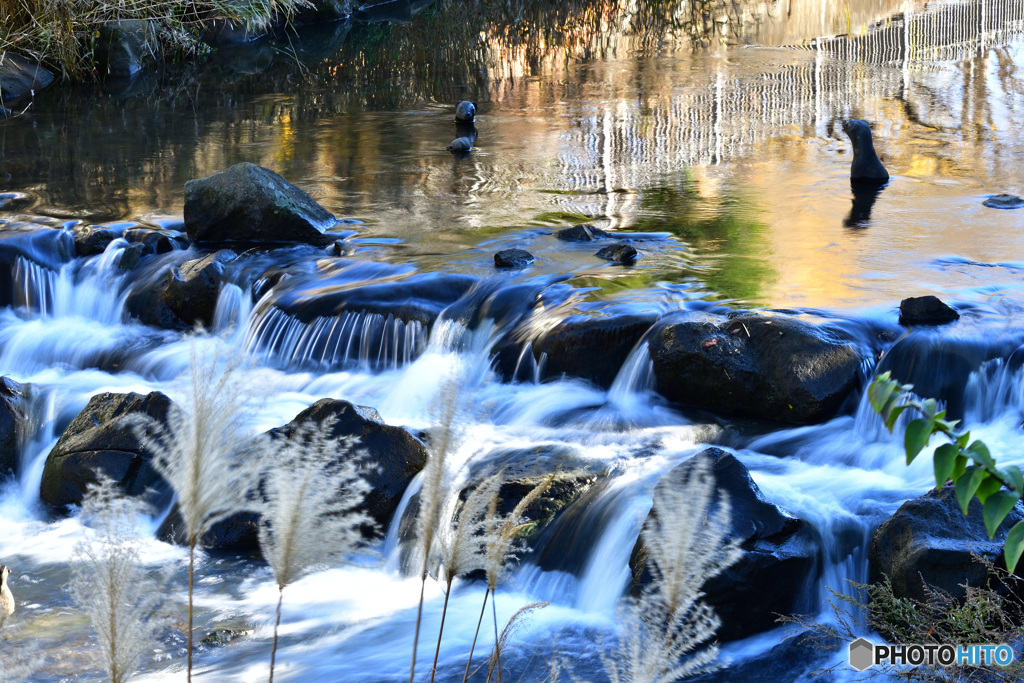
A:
1,565,13,625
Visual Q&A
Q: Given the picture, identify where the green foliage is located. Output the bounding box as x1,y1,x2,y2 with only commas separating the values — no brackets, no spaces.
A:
869,372,1024,573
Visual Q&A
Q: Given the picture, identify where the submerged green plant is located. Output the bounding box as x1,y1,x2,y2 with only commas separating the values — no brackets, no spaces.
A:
132,342,266,682
257,421,375,683
606,458,741,683
70,475,167,683
869,372,1024,572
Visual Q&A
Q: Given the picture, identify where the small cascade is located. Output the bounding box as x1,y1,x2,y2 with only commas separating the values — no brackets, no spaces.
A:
212,283,253,338
12,256,56,314
242,305,428,372
606,340,655,407
964,355,1024,423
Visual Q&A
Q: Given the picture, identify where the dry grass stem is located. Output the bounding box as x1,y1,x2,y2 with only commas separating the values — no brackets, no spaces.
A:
70,475,167,683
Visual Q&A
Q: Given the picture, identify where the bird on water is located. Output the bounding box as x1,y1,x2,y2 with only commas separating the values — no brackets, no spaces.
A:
842,119,889,182
1,565,13,623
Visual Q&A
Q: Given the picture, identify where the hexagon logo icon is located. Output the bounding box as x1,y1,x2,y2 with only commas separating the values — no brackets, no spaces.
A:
849,637,875,671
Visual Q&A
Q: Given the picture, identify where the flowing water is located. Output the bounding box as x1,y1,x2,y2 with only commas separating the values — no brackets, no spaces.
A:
2,0,1024,680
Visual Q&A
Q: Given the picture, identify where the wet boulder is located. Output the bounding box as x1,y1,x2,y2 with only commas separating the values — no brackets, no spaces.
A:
161,250,237,328
869,486,1024,603
158,508,261,551
898,296,959,327
72,225,121,257
275,399,430,534
630,448,818,641
293,0,351,24
556,224,613,242
493,312,657,389
983,194,1024,210
40,391,172,508
0,52,55,102
184,163,336,247
494,249,534,269
648,311,864,423
94,20,157,78
468,445,602,551
595,243,638,264
0,378,25,476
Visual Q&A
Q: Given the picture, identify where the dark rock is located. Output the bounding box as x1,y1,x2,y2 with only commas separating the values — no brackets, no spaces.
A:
0,378,25,476
494,249,534,269
161,250,237,328
842,119,888,183
39,391,173,508
982,194,1024,210
468,446,601,550
0,106,11,119
555,224,613,242
455,101,476,122
293,0,351,24
595,243,638,264
73,226,120,257
202,18,270,45
94,20,157,78
123,227,186,254
899,295,959,326
354,0,412,23
630,448,818,641
0,193,34,212
158,508,260,551
494,313,657,389
869,486,1024,603
275,399,430,534
124,260,192,331
118,243,145,270
184,163,336,247
0,52,55,102
272,271,477,325
648,311,864,423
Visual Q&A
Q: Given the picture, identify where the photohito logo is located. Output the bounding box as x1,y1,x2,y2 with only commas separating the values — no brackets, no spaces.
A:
849,638,1015,671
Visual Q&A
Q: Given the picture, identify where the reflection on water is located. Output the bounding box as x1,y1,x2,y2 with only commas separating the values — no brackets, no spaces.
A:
1,0,1023,308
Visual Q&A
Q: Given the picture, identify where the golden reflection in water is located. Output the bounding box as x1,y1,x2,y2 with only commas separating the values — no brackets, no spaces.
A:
5,0,1024,308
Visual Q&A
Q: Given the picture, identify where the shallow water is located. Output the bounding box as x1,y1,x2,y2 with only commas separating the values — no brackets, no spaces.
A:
2,0,1024,681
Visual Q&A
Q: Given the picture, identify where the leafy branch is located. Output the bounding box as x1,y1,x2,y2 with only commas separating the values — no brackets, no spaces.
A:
869,371,1024,573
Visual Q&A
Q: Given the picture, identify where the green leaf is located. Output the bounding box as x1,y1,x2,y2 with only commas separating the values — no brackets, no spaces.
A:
904,418,933,465
956,467,987,515
869,375,897,413
976,476,1003,505
934,444,959,488
966,440,995,469
984,491,1021,539
1005,522,1024,574
956,431,971,449
952,455,968,481
1001,466,1024,494
920,398,938,419
885,404,911,431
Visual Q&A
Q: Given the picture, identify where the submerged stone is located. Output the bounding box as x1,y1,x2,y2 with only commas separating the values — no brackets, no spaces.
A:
94,20,157,78
899,295,959,326
595,243,638,264
555,224,612,241
161,250,238,328
494,248,534,268
184,163,336,247
982,194,1024,210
